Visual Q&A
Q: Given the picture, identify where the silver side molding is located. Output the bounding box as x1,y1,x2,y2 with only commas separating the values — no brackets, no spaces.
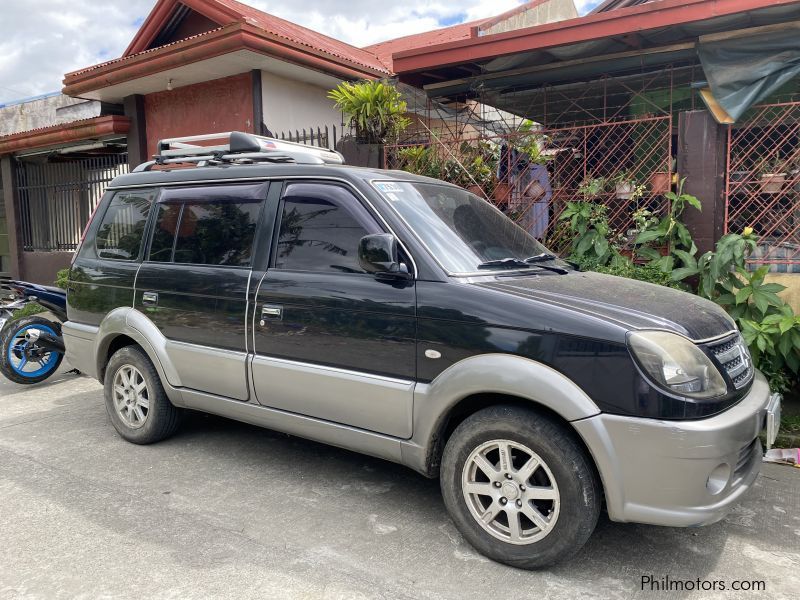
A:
177,387,404,464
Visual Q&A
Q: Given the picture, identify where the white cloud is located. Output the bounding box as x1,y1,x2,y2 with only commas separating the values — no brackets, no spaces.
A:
0,0,154,104
0,0,601,105
243,0,529,47
574,0,603,13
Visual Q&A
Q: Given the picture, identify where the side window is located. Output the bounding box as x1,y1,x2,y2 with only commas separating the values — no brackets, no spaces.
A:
95,190,155,260
147,185,264,266
276,183,382,274
149,203,181,262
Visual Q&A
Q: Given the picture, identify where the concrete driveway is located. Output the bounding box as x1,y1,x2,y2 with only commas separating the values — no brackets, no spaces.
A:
1,365,798,600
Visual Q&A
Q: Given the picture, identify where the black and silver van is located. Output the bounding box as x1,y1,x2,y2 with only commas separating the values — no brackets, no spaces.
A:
63,131,779,568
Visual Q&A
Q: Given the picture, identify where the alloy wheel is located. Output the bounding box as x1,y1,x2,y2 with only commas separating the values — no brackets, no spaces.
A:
461,439,560,545
112,365,150,429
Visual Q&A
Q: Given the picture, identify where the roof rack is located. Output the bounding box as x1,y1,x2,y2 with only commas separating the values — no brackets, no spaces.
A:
133,131,345,172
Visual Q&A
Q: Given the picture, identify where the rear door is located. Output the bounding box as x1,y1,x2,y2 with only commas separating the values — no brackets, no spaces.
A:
251,180,416,438
68,189,156,326
134,182,268,400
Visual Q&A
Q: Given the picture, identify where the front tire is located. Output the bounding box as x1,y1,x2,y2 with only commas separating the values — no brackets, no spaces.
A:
440,405,600,569
104,346,182,444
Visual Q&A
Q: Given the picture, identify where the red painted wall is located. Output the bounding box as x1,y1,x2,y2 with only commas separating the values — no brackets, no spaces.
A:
144,73,254,158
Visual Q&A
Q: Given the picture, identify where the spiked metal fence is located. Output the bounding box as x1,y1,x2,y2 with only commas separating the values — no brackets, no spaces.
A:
273,125,340,151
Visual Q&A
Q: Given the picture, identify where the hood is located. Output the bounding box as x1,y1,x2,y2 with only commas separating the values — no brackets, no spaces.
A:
475,271,735,342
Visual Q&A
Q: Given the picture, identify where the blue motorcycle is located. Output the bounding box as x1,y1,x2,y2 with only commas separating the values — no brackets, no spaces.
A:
0,280,68,384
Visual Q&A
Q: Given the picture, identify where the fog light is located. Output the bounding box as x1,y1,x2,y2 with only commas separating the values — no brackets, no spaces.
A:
706,463,731,495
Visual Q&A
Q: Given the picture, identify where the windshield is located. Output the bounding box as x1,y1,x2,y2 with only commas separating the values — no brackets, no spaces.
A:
372,181,562,275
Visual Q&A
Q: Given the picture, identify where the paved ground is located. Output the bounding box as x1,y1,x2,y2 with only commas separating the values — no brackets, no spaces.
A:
1,365,799,600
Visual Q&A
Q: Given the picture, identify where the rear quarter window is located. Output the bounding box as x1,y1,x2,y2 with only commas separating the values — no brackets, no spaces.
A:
95,191,156,260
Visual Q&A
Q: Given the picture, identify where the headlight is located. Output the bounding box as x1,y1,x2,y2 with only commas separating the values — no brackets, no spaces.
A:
628,331,727,398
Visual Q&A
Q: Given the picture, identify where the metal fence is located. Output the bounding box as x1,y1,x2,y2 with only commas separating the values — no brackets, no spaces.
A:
15,153,129,252
273,125,340,151
386,115,673,254
725,101,800,271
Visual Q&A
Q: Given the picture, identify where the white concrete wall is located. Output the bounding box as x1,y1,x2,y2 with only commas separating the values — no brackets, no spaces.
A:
261,70,343,142
0,94,102,137
479,0,578,35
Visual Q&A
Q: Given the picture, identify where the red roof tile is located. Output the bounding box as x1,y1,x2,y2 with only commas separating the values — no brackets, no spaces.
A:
69,26,226,77
65,0,558,89
362,1,554,71
0,115,130,154
364,20,483,72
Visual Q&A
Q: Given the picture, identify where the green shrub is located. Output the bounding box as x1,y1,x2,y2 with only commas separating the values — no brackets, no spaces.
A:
55,268,69,289
669,230,800,392
328,80,410,144
573,257,684,289
560,202,627,266
632,178,700,270
565,185,798,392
3,269,69,326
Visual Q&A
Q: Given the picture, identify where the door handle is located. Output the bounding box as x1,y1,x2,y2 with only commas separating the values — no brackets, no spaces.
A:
260,305,282,325
142,291,158,306
261,305,282,317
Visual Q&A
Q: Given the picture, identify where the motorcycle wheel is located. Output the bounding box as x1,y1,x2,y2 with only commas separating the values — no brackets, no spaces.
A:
0,316,63,384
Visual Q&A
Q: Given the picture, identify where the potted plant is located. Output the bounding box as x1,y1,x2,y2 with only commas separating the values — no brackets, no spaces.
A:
329,80,410,167
649,170,671,195
612,171,636,200
759,157,788,194
493,179,512,204
577,176,607,200
395,145,441,178
466,156,493,197
458,142,496,198
790,161,800,193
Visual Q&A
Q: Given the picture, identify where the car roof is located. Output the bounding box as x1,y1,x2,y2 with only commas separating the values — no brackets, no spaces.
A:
107,163,450,189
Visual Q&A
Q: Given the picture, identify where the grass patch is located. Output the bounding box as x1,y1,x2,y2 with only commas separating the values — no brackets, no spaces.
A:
781,414,800,436
3,302,45,326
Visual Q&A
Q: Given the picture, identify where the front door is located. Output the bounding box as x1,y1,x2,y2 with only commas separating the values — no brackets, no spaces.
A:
134,182,267,400
251,181,416,438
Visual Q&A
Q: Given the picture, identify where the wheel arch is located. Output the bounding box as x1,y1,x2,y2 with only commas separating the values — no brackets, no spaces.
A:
405,354,602,478
99,334,142,382
94,308,183,404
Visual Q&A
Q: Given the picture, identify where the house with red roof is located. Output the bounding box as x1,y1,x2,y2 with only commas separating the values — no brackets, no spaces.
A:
2,0,798,286
0,0,578,281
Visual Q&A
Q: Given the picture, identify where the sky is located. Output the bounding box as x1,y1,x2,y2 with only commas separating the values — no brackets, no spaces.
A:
0,0,602,105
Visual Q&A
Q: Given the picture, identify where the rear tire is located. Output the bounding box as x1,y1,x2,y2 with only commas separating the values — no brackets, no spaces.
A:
0,316,64,384
104,345,182,444
440,405,600,569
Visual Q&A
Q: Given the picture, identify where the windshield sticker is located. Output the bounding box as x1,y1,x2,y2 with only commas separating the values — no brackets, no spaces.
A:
386,192,401,202
375,182,404,193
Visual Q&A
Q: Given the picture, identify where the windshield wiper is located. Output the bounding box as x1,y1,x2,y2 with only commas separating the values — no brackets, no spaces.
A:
523,252,558,264
477,258,531,270
523,252,570,274
477,255,570,274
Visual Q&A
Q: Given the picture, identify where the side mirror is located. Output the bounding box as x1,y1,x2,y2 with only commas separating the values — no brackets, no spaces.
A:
358,234,410,278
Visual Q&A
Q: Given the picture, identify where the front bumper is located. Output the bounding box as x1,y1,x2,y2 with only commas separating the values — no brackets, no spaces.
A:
573,370,772,527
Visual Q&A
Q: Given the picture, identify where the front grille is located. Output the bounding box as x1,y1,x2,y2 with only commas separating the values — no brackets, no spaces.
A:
706,333,754,389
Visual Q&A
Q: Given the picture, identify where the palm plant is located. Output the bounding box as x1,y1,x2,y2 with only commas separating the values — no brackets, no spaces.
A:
328,80,410,144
